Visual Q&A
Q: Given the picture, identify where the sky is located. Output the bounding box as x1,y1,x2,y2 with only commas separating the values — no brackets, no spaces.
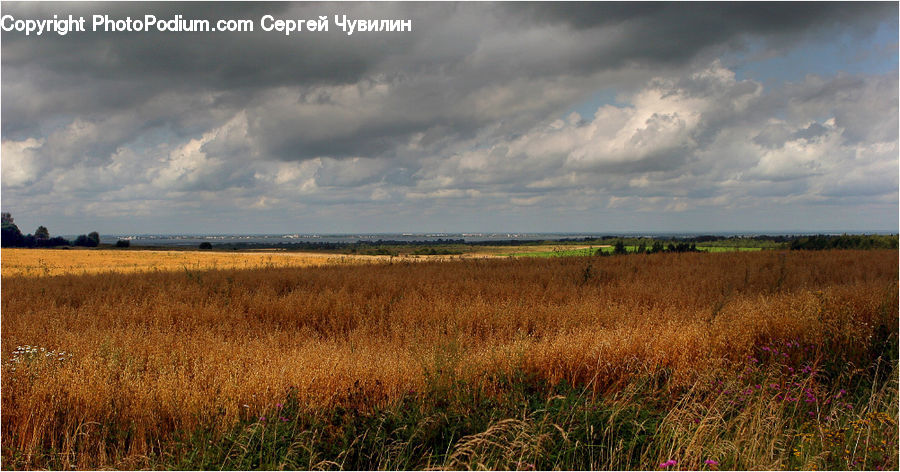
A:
1,1,898,235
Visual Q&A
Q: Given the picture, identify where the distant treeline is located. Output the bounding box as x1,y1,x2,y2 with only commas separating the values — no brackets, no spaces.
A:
1,212,105,248
206,234,898,253
611,240,699,255
2,211,895,254
558,234,896,250
0,232,74,248
788,234,898,250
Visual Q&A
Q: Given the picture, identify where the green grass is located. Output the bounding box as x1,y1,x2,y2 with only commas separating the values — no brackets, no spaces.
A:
696,246,763,252
504,248,599,258
506,246,763,257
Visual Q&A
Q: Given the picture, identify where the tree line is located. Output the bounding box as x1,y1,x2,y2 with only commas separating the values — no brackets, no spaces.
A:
788,234,897,250
0,212,111,248
603,240,699,256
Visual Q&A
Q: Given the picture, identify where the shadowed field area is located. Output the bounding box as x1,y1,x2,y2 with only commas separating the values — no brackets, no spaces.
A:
1,250,897,469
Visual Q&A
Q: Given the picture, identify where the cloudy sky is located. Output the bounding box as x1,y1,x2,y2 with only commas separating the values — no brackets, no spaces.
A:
1,1,897,235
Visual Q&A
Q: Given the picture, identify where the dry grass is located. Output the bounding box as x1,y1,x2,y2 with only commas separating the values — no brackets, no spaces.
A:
1,249,896,468
0,248,397,277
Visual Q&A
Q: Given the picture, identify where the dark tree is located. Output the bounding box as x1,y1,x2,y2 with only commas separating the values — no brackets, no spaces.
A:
88,231,100,246
74,235,91,246
115,239,131,248
199,242,213,249
39,236,71,247
35,226,50,240
73,234,98,247
1,216,23,247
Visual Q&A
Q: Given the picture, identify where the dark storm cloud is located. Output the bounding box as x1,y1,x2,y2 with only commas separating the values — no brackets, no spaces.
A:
1,2,419,139
4,1,892,161
514,2,894,60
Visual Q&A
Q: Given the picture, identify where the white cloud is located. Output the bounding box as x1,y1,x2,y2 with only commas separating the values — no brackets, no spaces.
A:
151,113,251,191
399,62,896,218
1,138,43,187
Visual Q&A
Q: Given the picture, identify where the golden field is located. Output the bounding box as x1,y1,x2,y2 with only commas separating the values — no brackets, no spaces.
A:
0,248,389,277
0,248,504,278
1,249,897,469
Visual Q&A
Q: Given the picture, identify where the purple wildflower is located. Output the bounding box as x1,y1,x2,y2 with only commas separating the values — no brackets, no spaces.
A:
704,459,719,466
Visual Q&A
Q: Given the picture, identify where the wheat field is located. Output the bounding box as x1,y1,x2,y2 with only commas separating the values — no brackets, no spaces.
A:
1,249,897,469
0,248,394,277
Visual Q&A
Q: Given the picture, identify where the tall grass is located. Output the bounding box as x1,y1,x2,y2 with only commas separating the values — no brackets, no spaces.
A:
1,250,896,469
